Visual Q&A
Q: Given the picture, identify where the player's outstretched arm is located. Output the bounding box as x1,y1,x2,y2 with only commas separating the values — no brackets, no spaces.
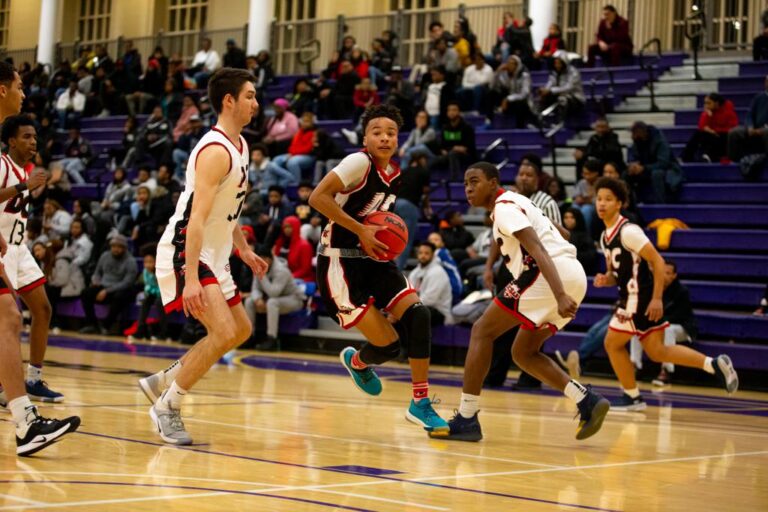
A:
639,242,666,322
516,226,578,318
183,144,230,318
309,172,389,259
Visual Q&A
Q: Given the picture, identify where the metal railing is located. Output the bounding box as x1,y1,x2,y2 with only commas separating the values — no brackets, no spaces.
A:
588,67,616,117
639,37,662,112
685,10,707,80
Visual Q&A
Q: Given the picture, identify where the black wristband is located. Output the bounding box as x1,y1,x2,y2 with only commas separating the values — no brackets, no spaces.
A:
14,183,28,193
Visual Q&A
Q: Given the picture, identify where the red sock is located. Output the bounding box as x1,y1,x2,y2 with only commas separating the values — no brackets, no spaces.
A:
350,351,367,370
413,381,429,400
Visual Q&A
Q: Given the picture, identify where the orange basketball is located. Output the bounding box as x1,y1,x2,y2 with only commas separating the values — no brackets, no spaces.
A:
363,211,409,261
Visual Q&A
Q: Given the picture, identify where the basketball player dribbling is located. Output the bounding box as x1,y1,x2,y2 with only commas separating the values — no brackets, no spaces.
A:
138,68,268,445
309,104,448,432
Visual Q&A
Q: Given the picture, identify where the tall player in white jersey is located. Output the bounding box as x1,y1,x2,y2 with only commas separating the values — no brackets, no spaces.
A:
431,162,609,442
138,68,267,445
0,61,79,456
0,115,65,404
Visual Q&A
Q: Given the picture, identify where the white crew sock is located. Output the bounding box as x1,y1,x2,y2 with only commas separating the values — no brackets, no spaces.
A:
8,396,35,436
158,381,187,411
702,356,715,375
623,387,641,399
458,393,480,419
26,364,42,384
564,380,588,404
160,360,183,387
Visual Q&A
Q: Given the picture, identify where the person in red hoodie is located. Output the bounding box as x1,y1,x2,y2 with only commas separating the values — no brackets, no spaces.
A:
353,77,380,123
682,93,739,163
534,23,565,69
264,112,317,185
587,5,633,67
272,216,315,282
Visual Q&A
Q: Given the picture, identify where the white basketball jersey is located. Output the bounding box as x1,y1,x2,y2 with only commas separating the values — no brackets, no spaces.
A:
157,126,249,270
0,154,30,246
492,190,576,278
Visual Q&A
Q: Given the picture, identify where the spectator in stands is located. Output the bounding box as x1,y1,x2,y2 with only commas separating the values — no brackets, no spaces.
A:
92,44,114,76
349,47,371,80
79,234,138,335
131,185,173,250
562,207,598,275
490,11,516,64
573,117,625,176
504,16,535,68
452,17,477,68
539,51,585,123
682,93,738,163
727,76,768,164
98,78,123,116
429,21,456,49
121,40,143,84
197,96,217,128
72,199,96,237
56,80,85,129
753,22,768,61
322,59,360,120
55,126,93,185
255,185,292,248
439,210,475,263
156,164,182,198
457,53,494,113
42,199,72,240
431,102,477,179
223,38,247,69
754,285,768,315
546,176,568,209
428,39,461,82
294,182,323,244
427,232,463,304
652,260,699,386
127,58,164,117
288,78,317,116
423,66,454,128
133,248,168,342
626,121,682,203
265,112,317,186
489,55,534,128
134,105,173,167
262,98,299,156
65,219,93,271
42,240,84,333
110,116,138,168
172,95,200,142
409,242,454,326
534,23,565,69
255,50,275,88
172,114,207,177
338,35,357,62
246,249,306,351
369,38,393,87
159,78,183,123
399,110,438,169
272,215,315,282
189,37,221,88
25,218,48,251
515,155,562,224
99,167,133,224
394,150,431,269
459,212,493,282
572,158,601,233
311,129,346,185
353,77,380,122
248,144,270,195
586,4,634,67
384,66,416,127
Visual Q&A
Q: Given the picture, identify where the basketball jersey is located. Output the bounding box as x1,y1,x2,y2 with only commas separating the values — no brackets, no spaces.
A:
599,216,653,315
492,190,576,279
320,151,401,252
158,126,249,270
0,154,30,246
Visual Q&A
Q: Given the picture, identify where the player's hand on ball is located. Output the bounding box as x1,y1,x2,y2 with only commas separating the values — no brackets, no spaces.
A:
646,298,663,322
557,294,578,318
242,249,268,278
359,224,389,260
183,280,207,319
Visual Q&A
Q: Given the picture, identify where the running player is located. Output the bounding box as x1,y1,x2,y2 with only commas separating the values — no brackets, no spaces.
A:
594,177,738,410
0,115,64,403
309,104,448,432
0,61,79,456
431,162,609,442
138,68,268,445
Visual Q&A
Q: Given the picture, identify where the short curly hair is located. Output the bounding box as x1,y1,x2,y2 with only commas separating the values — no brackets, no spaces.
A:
595,176,628,205
361,104,403,134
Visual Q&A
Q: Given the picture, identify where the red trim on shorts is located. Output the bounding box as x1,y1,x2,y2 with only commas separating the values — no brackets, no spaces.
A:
17,277,47,294
545,323,558,335
608,326,639,336
0,287,11,296
164,297,183,313
194,141,232,175
638,321,670,340
493,297,536,329
384,287,417,312
226,293,242,307
200,277,219,287
339,297,375,330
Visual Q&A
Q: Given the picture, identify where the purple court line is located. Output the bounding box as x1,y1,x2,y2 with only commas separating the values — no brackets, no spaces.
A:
0,480,374,512
76,430,621,512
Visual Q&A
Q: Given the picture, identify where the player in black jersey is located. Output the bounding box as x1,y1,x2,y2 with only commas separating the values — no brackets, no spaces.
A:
309,104,448,433
594,178,739,410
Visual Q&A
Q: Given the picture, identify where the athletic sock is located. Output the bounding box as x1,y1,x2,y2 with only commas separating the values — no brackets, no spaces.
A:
564,380,588,404
702,356,715,375
458,392,480,419
26,364,42,384
158,381,187,410
350,351,368,370
623,387,641,399
160,360,183,386
412,381,429,401
9,396,35,436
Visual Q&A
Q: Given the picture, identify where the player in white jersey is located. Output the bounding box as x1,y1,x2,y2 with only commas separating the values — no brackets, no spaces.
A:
138,68,267,445
431,162,609,442
0,115,66,404
0,62,79,456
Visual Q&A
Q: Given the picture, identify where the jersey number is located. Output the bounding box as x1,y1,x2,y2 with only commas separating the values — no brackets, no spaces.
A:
357,193,397,217
8,219,24,245
227,191,247,222
4,193,28,218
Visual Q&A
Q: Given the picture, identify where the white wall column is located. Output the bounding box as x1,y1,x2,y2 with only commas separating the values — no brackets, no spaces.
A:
37,0,61,67
528,0,558,55
247,0,274,55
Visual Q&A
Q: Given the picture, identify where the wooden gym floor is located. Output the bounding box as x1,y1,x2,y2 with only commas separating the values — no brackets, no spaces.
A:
0,334,766,511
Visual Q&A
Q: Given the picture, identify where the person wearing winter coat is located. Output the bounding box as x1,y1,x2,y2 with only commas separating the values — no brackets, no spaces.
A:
264,112,317,187
489,54,534,127
682,93,739,162
626,122,683,203
271,216,315,282
539,51,585,122
408,242,454,325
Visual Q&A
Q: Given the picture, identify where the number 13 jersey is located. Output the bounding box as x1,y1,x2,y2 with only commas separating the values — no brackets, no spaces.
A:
0,153,30,246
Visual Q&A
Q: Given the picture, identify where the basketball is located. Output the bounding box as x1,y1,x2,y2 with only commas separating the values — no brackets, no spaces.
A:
363,211,409,261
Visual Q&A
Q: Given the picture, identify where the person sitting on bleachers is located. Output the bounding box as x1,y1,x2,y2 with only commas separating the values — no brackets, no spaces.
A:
126,58,164,117
439,210,475,264
171,114,207,178
430,101,477,179
25,218,48,252
133,105,173,167
189,37,221,89
65,219,93,271
573,117,625,177
572,158,601,233
72,198,96,237
55,80,86,129
427,39,461,84
727,76,768,164
394,151,431,269
288,78,317,116
383,66,416,128
754,285,768,316
265,112,317,187
260,98,299,157
99,167,133,225
246,249,306,351
311,129,346,185
172,95,200,142
409,242,454,326
42,199,72,241
399,110,438,169
318,60,360,120
503,16,535,69
562,207,598,275
248,144,271,195
156,164,182,199
489,55,534,128
131,185,173,252
533,23,565,70
586,4,633,67
459,212,493,284
133,246,168,342
753,17,768,61
293,182,323,245
368,38,393,87
626,121,682,203
427,232,463,304
272,216,315,283
538,51,585,124
255,186,292,250
457,53,494,113
682,93,738,163
349,46,371,80
423,66,455,129
159,78,183,123
56,126,93,185
353,77,380,123
452,17,478,68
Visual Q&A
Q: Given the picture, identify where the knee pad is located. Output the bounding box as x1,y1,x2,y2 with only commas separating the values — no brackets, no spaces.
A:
400,303,432,359
359,340,401,365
